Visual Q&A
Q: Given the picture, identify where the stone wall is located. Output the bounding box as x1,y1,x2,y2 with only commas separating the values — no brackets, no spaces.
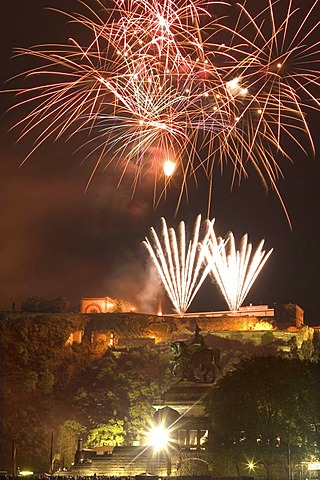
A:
79,311,314,360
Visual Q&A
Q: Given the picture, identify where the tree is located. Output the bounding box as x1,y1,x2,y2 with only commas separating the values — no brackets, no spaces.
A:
113,299,125,313
57,420,86,468
50,297,70,313
205,356,320,479
21,296,70,313
296,361,320,452
87,420,125,447
126,382,159,443
21,296,48,312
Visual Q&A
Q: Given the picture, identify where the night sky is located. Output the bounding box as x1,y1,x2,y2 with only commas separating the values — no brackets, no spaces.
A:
0,0,320,324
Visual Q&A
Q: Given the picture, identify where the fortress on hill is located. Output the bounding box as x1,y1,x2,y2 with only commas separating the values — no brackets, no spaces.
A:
69,299,307,351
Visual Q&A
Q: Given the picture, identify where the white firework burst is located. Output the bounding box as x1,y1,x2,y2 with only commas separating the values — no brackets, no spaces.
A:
142,214,213,315
204,221,273,311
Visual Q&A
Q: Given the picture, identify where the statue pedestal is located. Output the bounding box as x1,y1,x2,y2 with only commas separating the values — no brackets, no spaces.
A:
153,381,213,475
154,380,213,416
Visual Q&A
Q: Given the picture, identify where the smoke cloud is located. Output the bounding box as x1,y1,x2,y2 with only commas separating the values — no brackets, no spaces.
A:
137,260,164,314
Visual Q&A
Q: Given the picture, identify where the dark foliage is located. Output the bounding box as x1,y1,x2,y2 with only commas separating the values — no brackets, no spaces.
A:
0,313,162,473
21,296,70,313
205,356,320,479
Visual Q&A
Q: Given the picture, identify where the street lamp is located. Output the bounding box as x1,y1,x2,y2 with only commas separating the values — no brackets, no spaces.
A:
246,459,258,475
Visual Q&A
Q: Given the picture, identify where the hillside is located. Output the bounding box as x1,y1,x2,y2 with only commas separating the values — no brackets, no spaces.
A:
0,311,318,473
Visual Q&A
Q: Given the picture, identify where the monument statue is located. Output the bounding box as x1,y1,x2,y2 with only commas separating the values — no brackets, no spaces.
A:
171,324,221,382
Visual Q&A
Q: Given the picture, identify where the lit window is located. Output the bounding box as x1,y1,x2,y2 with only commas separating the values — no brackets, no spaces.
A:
189,430,198,447
200,430,208,447
178,429,187,446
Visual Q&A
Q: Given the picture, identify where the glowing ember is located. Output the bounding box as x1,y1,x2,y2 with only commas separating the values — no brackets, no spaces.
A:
163,159,176,177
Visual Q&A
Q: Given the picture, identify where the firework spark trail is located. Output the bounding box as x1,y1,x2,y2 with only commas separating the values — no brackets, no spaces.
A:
142,214,214,315
213,0,319,183
7,0,320,208
204,221,273,311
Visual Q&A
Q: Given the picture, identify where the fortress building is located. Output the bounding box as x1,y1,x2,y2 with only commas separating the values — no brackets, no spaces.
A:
80,296,136,314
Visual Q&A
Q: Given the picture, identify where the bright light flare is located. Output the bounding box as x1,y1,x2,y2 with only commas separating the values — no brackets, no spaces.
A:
146,425,170,451
246,459,258,472
226,77,240,92
163,159,176,176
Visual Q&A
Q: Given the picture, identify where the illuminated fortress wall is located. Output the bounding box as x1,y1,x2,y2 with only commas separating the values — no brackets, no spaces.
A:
76,304,309,354
80,303,303,342
43,303,311,358
175,314,272,332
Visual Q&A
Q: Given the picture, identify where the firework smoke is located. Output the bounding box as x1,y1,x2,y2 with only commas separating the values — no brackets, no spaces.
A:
137,260,164,313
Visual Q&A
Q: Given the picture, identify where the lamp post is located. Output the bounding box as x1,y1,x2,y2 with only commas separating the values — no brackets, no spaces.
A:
288,431,292,480
11,439,16,476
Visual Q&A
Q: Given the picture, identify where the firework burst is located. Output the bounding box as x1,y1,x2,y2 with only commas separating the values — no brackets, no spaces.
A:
8,0,320,208
142,214,213,315
204,220,273,311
